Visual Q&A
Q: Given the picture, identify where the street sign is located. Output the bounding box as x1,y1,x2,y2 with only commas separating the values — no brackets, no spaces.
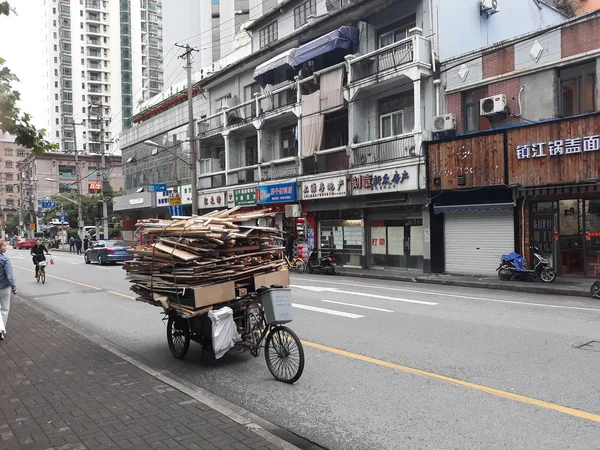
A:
30,223,35,230
36,211,44,218
148,184,167,192
168,193,182,206
59,214,67,223
169,205,183,217
41,200,56,209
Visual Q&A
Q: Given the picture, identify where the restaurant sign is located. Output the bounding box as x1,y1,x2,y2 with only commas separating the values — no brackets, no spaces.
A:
301,176,347,200
351,166,416,196
516,135,600,160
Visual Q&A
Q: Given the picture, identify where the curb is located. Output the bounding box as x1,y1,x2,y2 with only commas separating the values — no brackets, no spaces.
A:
334,271,591,299
16,295,324,450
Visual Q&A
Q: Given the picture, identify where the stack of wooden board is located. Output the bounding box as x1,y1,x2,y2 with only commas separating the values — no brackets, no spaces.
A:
123,207,290,311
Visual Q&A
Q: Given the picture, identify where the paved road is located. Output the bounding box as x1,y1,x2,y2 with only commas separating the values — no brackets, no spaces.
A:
9,248,600,449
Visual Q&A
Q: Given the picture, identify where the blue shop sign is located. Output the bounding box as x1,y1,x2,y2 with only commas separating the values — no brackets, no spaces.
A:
256,182,297,204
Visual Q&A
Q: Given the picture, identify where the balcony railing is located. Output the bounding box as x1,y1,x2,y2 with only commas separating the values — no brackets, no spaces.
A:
198,173,226,190
86,0,101,9
352,134,417,167
260,158,299,181
348,33,431,84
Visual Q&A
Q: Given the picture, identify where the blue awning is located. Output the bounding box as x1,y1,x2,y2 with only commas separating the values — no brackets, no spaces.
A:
433,202,514,215
289,26,359,68
253,48,297,88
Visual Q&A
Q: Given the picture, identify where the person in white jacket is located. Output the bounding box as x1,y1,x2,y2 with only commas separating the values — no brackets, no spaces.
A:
0,240,18,340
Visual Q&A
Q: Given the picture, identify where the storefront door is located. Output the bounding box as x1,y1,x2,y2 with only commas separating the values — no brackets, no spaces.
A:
370,219,423,270
585,199,600,277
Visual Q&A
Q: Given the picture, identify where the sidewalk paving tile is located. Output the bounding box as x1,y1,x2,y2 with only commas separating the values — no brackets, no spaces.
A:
0,298,284,450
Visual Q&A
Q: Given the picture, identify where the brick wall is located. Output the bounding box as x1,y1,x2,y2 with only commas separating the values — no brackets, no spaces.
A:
446,92,463,133
482,46,515,79
561,17,600,58
486,77,522,128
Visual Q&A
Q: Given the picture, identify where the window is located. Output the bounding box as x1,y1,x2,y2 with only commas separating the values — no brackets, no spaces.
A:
16,149,26,157
294,0,316,28
56,131,60,138
5,173,13,180
560,62,596,117
280,126,297,158
259,22,278,48
378,17,417,48
463,87,489,133
55,93,59,100
58,165,76,178
56,118,59,125
380,112,404,138
4,148,13,156
6,199,14,206
5,184,13,192
5,161,13,168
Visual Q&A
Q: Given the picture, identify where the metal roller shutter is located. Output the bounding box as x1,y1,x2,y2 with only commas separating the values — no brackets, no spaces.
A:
444,211,515,276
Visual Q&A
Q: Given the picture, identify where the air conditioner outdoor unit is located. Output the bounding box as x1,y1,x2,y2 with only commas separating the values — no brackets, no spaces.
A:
480,0,499,16
285,204,302,218
433,114,456,132
480,94,507,116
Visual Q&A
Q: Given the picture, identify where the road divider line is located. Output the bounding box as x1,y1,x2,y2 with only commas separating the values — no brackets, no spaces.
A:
291,285,438,306
108,291,135,299
322,300,393,312
302,340,600,424
13,265,103,290
292,303,363,319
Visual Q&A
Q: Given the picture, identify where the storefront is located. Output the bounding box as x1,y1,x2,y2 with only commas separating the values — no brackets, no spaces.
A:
113,192,157,241
198,191,227,211
428,133,516,275
508,114,600,277
256,181,298,231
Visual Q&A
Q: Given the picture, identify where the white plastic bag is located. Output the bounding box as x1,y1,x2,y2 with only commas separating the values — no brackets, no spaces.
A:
208,307,241,359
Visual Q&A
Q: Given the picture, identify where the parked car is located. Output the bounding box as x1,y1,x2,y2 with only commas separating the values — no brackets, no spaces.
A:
13,238,35,250
84,240,133,265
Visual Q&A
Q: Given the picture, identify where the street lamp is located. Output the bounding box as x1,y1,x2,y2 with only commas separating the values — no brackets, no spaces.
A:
45,178,84,239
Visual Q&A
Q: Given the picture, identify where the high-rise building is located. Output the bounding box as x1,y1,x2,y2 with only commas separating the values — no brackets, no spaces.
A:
43,0,164,153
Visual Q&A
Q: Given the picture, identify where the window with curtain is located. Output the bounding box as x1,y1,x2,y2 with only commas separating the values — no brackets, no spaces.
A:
560,62,596,117
463,87,489,133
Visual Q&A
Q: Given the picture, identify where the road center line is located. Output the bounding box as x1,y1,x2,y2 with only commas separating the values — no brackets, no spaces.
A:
322,300,393,312
302,340,600,424
292,303,363,319
297,279,600,312
14,265,103,290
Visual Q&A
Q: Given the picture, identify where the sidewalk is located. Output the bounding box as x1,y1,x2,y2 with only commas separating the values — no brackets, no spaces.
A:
0,298,301,450
336,267,594,298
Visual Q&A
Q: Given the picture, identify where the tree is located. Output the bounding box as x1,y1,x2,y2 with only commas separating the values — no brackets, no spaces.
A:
554,0,580,17
0,2,57,154
41,192,127,230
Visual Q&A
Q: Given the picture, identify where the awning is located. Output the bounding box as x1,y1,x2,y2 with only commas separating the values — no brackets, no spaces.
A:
290,26,359,68
253,48,296,87
433,202,514,215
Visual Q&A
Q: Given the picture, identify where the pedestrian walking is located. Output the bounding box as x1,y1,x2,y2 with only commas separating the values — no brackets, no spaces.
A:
0,239,18,340
69,236,76,253
75,237,82,255
83,236,90,251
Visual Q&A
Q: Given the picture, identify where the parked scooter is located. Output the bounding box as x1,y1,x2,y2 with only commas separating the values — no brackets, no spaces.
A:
591,280,600,299
497,247,556,283
306,250,336,275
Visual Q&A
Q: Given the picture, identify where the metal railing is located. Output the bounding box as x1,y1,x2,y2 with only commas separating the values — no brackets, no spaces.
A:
352,134,417,166
349,37,415,82
261,159,299,181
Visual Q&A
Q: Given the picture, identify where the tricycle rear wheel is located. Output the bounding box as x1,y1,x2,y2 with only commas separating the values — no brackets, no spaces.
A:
167,314,190,359
265,326,304,384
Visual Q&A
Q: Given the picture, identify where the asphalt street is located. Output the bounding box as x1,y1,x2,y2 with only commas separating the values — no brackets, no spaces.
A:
8,247,600,449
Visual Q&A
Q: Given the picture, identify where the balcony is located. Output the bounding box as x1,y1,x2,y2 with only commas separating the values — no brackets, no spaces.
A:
86,0,101,10
86,13,102,22
87,38,102,47
351,133,419,167
260,158,299,181
86,25,102,35
302,147,350,175
88,120,101,130
198,172,226,190
346,31,431,98
87,62,102,70
88,75,102,82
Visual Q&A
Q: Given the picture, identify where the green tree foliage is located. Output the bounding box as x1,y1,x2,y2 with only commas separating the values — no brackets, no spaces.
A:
42,191,126,230
0,2,58,154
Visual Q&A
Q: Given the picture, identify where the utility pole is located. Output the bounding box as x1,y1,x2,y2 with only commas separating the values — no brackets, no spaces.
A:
18,170,23,237
176,43,199,215
100,104,109,240
72,121,84,240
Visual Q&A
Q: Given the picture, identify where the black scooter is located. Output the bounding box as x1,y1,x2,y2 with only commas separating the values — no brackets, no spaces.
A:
306,250,336,275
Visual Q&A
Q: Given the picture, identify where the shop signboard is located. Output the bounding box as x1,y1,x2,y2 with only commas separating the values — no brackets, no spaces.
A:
113,192,153,211
351,166,418,196
199,192,226,209
301,176,347,200
180,184,193,205
233,188,257,206
256,182,297,204
156,187,180,208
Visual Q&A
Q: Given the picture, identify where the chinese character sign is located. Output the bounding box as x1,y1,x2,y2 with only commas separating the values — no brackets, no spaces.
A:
301,177,347,200
516,135,600,160
351,167,415,196
233,188,257,206
198,192,225,209
256,183,297,204
370,227,387,255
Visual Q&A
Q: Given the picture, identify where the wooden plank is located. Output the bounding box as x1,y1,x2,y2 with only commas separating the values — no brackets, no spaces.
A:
153,242,202,261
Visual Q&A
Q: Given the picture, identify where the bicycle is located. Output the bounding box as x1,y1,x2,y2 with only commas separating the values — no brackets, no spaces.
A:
36,260,48,284
284,253,306,274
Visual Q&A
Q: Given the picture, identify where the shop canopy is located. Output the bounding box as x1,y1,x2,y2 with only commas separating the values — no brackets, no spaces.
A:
253,48,297,88
433,203,515,214
289,26,359,68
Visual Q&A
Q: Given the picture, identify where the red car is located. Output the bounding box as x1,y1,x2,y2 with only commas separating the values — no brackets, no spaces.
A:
13,238,35,250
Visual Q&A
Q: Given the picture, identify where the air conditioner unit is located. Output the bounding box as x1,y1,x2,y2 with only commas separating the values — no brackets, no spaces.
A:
480,0,499,16
433,114,456,132
285,204,302,218
480,94,507,116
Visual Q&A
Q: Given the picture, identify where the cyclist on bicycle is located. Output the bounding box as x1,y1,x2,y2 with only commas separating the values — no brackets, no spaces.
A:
31,239,50,278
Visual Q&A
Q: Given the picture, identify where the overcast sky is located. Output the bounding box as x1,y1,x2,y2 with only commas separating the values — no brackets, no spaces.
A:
0,0,48,132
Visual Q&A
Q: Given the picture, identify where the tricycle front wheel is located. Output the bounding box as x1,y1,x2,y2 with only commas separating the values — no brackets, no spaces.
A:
264,326,304,384
167,314,190,359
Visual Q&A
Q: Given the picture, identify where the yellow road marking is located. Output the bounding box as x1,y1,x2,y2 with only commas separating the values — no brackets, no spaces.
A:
302,340,600,423
14,265,103,290
13,264,600,423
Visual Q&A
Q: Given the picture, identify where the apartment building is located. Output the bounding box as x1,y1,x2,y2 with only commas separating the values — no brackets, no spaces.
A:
0,133,30,229
43,0,164,154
